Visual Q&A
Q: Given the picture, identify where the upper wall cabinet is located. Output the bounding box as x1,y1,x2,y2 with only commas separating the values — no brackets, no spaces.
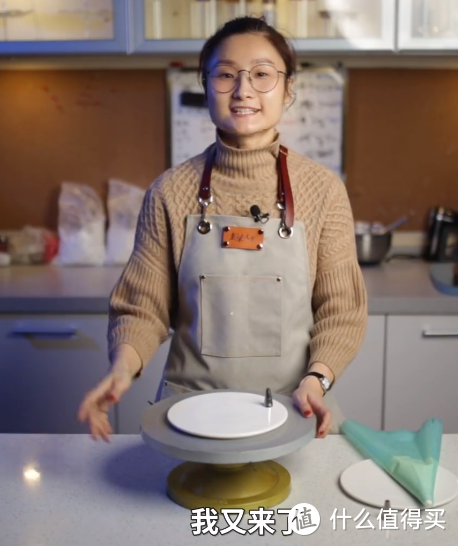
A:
398,0,458,51
130,0,397,54
0,0,128,54
6,1,458,57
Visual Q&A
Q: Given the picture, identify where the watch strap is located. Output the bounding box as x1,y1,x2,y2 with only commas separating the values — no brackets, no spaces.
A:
304,371,332,394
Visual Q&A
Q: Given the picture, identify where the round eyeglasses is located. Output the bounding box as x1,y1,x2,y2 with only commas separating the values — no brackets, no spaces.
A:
207,64,286,94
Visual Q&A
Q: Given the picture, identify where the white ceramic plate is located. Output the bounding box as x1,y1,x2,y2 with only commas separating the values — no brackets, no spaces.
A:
166,391,288,439
340,459,458,510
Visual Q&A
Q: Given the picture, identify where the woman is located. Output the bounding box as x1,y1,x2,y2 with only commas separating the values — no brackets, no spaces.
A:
78,16,368,442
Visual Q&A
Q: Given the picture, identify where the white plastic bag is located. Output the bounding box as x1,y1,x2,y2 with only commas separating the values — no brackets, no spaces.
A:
54,182,106,266
105,179,145,265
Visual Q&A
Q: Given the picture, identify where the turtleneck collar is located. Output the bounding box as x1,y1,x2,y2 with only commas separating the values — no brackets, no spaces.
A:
213,129,281,181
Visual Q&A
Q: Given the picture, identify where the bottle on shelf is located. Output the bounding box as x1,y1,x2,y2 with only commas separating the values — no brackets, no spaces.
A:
262,0,277,26
190,0,218,38
145,0,188,39
246,0,262,18
318,0,360,38
412,0,428,37
287,0,309,38
319,9,337,37
148,0,163,39
286,0,321,37
220,0,248,22
426,0,458,37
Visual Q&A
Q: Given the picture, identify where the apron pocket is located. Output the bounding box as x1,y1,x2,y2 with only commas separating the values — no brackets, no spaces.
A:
200,274,282,358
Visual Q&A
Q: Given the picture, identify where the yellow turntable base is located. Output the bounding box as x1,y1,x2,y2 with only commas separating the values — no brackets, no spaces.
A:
167,460,291,512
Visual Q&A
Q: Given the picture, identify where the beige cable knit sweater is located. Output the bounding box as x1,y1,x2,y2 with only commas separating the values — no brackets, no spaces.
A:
107,132,368,382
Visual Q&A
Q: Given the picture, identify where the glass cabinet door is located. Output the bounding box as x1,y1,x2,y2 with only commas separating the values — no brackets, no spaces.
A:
284,0,397,51
398,0,458,50
131,0,396,53
0,0,128,54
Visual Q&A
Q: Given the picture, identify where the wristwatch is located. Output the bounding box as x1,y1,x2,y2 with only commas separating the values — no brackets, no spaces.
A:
304,372,333,395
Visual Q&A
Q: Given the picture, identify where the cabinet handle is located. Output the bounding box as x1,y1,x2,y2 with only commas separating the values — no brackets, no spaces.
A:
11,323,78,338
422,329,458,338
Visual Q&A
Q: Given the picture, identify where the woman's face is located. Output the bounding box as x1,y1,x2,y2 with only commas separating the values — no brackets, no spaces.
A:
205,33,292,148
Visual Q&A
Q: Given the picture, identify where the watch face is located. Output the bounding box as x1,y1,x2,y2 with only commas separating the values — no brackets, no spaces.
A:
322,377,331,390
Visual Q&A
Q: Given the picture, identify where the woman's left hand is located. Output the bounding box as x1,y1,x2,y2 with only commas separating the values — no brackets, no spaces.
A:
292,377,332,438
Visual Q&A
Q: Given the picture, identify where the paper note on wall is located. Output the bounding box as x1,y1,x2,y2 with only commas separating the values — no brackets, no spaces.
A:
168,67,344,176
168,70,215,166
279,69,345,175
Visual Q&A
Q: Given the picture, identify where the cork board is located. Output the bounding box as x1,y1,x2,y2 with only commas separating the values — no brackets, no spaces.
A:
1,67,458,233
0,69,167,230
345,69,458,231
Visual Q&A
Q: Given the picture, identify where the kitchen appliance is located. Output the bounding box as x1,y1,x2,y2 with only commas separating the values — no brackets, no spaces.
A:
425,206,458,262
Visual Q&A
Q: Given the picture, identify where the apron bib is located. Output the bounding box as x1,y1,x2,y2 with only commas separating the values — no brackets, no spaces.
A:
156,145,344,433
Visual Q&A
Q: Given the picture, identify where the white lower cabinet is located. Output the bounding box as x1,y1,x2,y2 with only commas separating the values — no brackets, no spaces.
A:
384,315,458,433
3,310,457,435
117,334,172,433
332,316,385,430
0,315,114,434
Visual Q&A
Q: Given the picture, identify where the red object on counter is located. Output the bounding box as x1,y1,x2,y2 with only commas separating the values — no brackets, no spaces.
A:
43,232,59,263
0,235,8,253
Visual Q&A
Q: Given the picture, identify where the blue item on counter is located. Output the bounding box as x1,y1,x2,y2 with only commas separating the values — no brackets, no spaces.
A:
430,263,458,296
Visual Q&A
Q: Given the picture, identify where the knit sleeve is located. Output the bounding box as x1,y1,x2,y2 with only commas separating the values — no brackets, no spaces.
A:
309,176,368,381
107,177,176,367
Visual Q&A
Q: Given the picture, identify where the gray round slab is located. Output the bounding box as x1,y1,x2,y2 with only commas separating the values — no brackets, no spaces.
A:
141,389,316,464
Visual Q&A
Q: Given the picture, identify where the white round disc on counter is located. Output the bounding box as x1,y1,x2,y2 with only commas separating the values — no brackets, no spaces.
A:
166,391,288,439
340,459,458,510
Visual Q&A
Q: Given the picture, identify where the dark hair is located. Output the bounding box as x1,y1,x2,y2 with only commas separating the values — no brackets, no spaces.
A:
198,16,296,91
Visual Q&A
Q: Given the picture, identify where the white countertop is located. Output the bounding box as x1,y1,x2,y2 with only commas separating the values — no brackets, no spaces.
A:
0,265,123,313
1,433,457,545
0,261,458,314
362,260,458,314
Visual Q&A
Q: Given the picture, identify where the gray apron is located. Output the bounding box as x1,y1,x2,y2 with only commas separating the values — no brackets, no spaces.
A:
156,144,344,434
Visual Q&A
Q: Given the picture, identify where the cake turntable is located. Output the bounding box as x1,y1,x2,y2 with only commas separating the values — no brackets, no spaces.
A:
141,388,316,511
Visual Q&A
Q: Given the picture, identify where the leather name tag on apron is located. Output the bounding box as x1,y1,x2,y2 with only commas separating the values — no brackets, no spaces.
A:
222,226,264,250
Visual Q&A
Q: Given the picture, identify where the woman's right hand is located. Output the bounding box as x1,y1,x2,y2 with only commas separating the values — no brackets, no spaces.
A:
77,344,141,442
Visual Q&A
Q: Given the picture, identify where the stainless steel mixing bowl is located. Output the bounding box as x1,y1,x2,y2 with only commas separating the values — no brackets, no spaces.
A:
356,232,392,265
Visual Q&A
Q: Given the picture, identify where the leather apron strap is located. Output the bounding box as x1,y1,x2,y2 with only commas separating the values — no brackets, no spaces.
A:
197,144,294,236
277,145,294,232
198,146,215,204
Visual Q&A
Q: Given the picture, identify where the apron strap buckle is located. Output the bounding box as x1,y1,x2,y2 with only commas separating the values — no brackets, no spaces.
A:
278,225,294,239
197,199,212,234
197,219,212,234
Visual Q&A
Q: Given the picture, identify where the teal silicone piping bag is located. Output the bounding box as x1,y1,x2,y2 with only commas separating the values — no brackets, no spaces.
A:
341,418,443,506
